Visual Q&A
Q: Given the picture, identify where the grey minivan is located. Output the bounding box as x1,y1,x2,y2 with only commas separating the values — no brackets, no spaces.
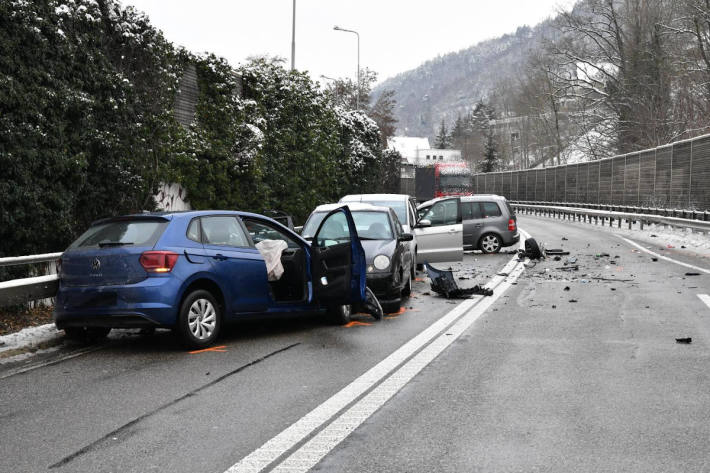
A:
418,194,518,254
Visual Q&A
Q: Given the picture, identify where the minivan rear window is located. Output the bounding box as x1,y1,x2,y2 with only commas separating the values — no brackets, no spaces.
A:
481,202,502,218
69,220,168,249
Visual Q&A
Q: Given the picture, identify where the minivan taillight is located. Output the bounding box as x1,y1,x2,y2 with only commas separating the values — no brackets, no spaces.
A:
140,251,178,273
508,219,516,231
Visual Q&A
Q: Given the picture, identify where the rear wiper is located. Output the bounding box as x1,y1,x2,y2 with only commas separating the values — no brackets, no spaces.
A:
98,241,134,247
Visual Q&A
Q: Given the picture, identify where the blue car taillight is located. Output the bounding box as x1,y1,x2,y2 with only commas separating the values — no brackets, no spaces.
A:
140,251,178,273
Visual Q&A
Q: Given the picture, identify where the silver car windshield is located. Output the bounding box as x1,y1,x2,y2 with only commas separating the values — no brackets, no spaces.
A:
303,211,393,240
361,200,406,225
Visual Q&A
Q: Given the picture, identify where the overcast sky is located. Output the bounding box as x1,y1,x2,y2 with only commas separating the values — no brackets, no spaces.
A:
124,0,575,85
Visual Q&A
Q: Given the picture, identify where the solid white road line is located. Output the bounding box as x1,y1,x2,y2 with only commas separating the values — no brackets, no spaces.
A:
619,236,710,274
271,259,527,473
225,230,531,473
698,294,710,310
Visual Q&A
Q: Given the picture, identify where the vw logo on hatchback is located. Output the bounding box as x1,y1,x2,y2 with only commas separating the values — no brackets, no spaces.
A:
91,258,101,271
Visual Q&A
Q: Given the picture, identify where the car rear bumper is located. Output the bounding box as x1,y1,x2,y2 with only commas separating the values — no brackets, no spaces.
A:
502,232,520,247
54,276,180,328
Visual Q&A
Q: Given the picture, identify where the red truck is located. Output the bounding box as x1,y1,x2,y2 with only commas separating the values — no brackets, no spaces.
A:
414,162,473,202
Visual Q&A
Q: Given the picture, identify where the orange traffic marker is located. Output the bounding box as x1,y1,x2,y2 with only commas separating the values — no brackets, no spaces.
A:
344,321,372,328
189,345,227,354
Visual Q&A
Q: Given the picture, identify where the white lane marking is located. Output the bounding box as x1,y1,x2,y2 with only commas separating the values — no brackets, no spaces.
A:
619,237,710,274
698,294,710,310
272,257,528,472
225,230,531,473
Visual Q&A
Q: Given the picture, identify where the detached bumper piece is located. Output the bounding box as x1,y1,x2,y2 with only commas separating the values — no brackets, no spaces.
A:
424,264,493,299
355,286,384,320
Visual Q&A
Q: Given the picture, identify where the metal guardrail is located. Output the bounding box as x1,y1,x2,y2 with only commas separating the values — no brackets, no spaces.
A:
0,253,62,307
512,203,710,233
510,200,710,221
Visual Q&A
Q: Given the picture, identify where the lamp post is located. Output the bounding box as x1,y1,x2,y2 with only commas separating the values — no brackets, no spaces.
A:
333,25,359,109
290,0,296,70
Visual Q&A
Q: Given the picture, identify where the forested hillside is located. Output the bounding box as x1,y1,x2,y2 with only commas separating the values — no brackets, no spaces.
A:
375,0,710,172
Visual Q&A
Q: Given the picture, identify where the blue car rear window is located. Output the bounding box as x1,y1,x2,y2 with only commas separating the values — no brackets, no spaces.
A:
69,220,168,249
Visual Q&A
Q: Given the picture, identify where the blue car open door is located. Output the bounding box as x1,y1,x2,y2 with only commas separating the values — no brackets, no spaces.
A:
310,206,366,305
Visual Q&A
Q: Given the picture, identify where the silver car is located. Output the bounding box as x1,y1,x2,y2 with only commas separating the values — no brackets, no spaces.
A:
418,195,518,254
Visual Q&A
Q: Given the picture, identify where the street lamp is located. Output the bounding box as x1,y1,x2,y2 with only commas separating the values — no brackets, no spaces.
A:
320,74,337,82
333,25,360,109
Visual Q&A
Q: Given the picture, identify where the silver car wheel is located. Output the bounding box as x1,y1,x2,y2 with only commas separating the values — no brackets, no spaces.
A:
188,298,217,340
481,234,501,253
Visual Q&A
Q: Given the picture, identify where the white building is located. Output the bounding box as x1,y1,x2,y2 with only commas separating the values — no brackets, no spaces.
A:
412,148,462,166
388,136,431,164
388,136,462,166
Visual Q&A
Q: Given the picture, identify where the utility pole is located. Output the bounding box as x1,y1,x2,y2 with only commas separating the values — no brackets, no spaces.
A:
290,0,296,70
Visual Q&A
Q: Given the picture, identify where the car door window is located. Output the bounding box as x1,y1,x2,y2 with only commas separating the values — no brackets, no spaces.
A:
243,219,300,248
481,202,502,218
392,212,403,236
186,218,201,243
462,202,474,220
417,205,431,221
421,200,458,226
202,216,249,247
315,212,350,247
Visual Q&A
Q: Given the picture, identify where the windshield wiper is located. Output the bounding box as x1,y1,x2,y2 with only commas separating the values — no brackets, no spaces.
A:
98,241,134,247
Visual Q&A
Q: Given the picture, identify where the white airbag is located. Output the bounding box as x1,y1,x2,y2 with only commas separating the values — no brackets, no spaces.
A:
255,239,289,281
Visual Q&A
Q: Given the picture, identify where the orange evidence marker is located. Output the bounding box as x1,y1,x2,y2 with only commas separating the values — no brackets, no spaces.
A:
344,321,373,328
189,345,228,354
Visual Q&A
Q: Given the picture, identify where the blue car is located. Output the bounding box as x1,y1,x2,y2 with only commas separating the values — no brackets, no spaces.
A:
54,208,366,349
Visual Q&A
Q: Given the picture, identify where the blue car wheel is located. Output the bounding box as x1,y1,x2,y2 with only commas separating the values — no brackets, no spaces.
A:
177,289,222,349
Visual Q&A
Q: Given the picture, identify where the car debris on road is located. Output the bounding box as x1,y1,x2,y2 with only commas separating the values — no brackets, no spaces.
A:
424,264,493,298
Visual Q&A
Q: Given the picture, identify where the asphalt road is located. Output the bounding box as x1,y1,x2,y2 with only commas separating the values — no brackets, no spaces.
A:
1,215,709,473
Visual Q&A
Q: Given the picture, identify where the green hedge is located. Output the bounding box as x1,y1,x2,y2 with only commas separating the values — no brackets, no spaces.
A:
0,0,395,258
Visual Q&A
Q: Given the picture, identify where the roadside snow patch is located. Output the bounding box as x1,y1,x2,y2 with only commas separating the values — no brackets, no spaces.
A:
0,323,63,357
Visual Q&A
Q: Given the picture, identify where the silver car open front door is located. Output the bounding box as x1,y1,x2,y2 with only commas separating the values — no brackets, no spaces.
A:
413,197,463,263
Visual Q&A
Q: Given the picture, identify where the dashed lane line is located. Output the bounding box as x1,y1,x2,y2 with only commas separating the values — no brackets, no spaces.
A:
698,294,710,310
619,236,710,274
224,229,531,473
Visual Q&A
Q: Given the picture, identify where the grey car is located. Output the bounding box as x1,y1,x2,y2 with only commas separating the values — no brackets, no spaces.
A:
418,194,518,254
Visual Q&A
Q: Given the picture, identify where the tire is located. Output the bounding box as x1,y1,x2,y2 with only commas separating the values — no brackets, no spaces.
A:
64,327,111,343
328,304,352,325
411,251,417,278
382,300,401,314
524,238,543,259
479,233,502,254
401,269,412,297
177,289,221,349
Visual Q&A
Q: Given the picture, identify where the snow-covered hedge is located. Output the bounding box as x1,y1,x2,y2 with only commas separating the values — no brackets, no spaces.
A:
0,0,389,261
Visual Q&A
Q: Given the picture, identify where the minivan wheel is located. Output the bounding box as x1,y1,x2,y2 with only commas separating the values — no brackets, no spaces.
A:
479,233,502,254
328,304,352,325
177,289,221,349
